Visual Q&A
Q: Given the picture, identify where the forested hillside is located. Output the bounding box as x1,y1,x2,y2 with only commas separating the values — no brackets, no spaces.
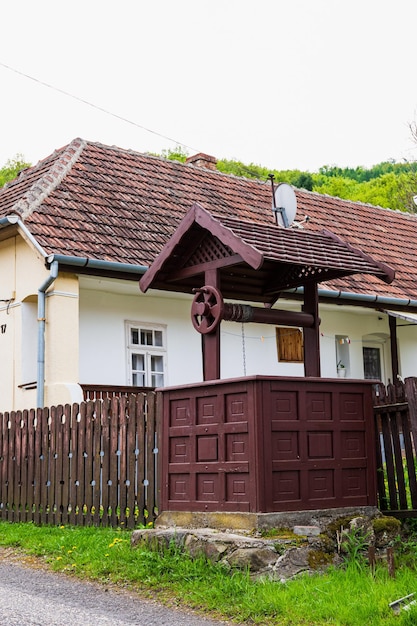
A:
164,147,417,213
2,149,417,213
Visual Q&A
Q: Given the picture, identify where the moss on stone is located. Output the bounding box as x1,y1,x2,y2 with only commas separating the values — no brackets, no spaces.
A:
326,516,356,535
372,516,401,534
307,549,334,570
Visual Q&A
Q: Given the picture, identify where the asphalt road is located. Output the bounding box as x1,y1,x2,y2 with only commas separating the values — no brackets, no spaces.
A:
0,558,233,626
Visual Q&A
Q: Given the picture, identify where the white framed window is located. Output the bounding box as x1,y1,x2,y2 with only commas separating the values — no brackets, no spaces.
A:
126,322,167,387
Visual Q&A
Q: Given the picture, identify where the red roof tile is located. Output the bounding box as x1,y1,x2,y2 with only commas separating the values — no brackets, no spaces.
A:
0,138,415,301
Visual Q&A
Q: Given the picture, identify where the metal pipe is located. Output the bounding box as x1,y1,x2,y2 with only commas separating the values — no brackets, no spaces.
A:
37,261,58,409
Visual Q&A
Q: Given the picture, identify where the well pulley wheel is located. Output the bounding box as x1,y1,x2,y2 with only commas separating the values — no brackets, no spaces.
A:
191,286,224,334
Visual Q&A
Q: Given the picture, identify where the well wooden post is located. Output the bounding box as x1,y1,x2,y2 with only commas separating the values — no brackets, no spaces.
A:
302,282,321,377
202,269,221,380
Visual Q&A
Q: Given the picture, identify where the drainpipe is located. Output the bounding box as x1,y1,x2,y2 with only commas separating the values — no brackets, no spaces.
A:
37,261,58,409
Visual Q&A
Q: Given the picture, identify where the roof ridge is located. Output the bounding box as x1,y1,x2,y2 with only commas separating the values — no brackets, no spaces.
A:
12,138,87,219
84,139,271,186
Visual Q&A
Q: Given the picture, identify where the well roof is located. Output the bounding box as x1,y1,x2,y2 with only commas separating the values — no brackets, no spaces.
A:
140,204,394,303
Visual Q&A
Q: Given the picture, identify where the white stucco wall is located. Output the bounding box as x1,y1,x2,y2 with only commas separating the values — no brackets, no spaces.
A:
79,281,203,386
79,277,417,387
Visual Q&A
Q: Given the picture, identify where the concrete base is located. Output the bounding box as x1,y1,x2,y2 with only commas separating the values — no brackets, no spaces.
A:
155,506,381,533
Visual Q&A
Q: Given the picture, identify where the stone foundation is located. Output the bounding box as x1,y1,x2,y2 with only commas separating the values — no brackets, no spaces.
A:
131,508,400,581
155,506,381,533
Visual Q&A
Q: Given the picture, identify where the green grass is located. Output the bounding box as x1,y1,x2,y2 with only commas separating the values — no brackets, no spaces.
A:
1,521,417,625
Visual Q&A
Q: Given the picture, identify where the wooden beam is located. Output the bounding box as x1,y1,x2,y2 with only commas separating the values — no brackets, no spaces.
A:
302,282,321,377
202,269,221,381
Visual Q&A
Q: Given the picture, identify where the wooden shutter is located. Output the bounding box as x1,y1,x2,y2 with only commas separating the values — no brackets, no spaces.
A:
276,327,304,362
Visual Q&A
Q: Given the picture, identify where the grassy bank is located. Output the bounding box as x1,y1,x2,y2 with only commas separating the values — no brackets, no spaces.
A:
0,521,416,625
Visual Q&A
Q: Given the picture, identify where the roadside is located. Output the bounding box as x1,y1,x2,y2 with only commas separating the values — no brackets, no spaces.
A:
0,547,237,626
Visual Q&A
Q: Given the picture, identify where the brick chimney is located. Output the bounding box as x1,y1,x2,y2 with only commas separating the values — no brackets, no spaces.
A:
185,153,217,171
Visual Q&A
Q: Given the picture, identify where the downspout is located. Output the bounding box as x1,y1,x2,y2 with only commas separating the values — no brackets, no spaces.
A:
37,261,58,408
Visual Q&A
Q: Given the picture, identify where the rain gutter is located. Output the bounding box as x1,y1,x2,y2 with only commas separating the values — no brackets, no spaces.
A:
285,286,417,310
46,254,148,276
0,215,47,258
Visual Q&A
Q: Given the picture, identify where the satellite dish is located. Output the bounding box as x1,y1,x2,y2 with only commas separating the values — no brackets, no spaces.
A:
272,183,297,228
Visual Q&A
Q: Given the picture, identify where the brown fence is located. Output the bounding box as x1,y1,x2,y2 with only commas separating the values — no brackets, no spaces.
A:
373,379,417,517
0,392,159,528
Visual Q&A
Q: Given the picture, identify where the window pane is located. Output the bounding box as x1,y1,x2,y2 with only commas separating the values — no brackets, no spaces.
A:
150,355,164,387
151,355,164,372
140,329,153,346
132,353,145,370
363,347,381,380
151,372,164,387
154,330,163,347
132,372,145,386
131,329,139,344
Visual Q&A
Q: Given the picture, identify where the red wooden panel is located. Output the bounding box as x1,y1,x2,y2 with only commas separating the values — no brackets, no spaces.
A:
197,436,218,462
307,432,333,458
196,473,220,502
272,470,300,502
225,393,247,423
308,469,335,500
342,468,367,499
306,392,332,421
225,474,250,503
169,437,190,463
170,398,192,428
341,431,365,458
225,433,249,462
339,393,364,421
271,431,299,461
197,396,219,425
271,391,299,421
169,474,191,501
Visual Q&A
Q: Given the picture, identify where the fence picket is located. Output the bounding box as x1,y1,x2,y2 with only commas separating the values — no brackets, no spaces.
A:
100,399,111,526
109,397,120,527
146,392,157,521
69,403,80,526
126,395,138,529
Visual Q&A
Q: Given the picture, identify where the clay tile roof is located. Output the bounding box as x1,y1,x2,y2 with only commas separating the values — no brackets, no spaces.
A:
0,137,415,302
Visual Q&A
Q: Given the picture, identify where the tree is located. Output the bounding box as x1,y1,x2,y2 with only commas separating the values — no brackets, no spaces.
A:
0,156,31,189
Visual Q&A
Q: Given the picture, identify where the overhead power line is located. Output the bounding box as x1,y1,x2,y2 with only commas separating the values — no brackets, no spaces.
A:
0,61,199,154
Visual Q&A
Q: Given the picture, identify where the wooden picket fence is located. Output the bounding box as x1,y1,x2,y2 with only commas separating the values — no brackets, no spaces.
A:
0,392,159,528
373,378,417,517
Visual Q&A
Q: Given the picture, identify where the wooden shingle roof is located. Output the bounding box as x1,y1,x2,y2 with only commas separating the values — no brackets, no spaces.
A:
140,204,394,303
0,137,415,302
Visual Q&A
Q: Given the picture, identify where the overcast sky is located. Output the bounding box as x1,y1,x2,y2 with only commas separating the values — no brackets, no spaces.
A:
1,1,417,172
